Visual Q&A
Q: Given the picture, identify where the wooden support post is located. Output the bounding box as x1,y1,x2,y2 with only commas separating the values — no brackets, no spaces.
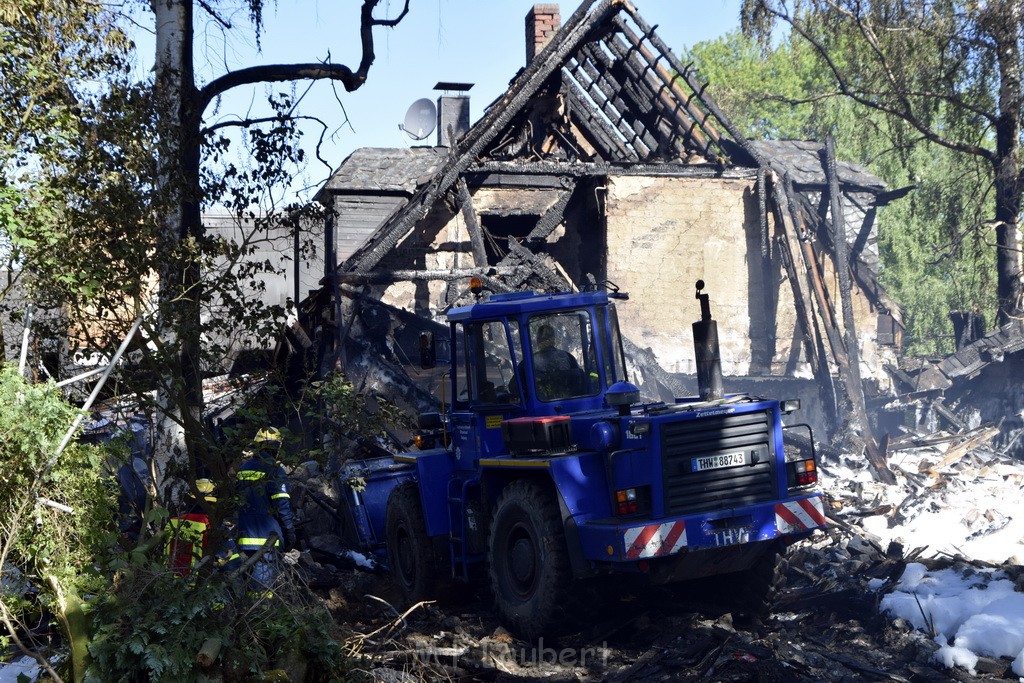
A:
456,178,489,268
824,135,864,394
822,136,894,484
769,173,841,434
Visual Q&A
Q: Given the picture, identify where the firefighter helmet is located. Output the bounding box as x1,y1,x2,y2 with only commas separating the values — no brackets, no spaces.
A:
254,427,282,444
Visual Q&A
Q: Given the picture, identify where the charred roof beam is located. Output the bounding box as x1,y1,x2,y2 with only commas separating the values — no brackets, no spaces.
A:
454,178,489,267
501,236,570,292
470,158,758,179
527,183,577,242
562,86,632,161
582,40,688,160
567,49,656,156
563,57,648,158
576,45,665,155
609,17,719,155
617,3,768,168
328,266,525,285
603,27,707,159
342,0,614,274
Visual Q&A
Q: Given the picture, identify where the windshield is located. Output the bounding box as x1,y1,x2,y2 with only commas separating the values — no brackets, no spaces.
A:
528,310,601,402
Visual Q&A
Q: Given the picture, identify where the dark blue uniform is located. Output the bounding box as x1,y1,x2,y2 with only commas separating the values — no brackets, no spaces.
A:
236,452,294,589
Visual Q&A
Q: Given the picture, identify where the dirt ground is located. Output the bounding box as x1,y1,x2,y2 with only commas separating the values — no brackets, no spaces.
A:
305,507,1017,683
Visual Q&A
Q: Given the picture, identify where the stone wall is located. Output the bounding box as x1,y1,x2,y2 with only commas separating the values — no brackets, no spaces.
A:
604,175,795,376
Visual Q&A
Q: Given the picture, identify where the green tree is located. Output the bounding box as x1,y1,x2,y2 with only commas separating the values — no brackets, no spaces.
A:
741,0,1024,328
688,29,997,354
148,0,411,488
0,0,136,355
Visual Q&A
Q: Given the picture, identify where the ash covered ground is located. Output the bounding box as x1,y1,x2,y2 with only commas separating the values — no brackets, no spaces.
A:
291,425,1024,682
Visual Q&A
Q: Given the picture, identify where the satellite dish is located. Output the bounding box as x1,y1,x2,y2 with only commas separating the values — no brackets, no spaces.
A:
399,98,437,141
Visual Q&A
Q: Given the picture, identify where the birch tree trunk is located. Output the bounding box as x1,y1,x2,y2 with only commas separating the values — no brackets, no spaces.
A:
151,0,201,490
146,0,410,492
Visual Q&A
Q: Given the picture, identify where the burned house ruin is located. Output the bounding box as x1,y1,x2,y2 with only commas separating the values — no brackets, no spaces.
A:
289,0,907,445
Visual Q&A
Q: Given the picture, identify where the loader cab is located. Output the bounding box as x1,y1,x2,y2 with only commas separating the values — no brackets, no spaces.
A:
445,290,628,468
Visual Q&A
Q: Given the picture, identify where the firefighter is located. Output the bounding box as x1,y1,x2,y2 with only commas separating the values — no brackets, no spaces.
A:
166,476,237,577
115,455,150,541
235,427,296,593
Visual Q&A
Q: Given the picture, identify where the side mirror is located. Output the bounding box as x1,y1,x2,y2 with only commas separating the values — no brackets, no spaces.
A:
419,332,436,369
418,412,443,430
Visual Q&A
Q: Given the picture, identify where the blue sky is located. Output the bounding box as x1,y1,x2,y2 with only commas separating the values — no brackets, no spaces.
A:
138,1,743,201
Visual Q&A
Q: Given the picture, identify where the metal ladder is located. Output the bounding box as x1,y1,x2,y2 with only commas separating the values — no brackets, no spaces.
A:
447,476,483,581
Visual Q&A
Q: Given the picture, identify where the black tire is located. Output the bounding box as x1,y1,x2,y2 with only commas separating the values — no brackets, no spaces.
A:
735,543,788,617
488,480,571,639
385,482,437,604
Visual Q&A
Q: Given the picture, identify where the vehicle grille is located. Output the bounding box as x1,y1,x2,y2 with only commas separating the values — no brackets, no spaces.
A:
661,410,776,516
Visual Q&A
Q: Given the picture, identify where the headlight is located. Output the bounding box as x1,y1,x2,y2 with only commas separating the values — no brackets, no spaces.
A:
781,399,801,414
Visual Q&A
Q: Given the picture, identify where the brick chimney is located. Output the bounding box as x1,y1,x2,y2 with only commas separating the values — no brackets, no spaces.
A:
526,4,561,64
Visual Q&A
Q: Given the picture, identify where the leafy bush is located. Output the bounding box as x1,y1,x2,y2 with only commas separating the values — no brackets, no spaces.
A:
0,364,114,674
86,561,352,682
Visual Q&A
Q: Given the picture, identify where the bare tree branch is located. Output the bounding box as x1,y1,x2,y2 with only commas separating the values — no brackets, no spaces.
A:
201,113,324,136
196,0,411,114
196,0,232,29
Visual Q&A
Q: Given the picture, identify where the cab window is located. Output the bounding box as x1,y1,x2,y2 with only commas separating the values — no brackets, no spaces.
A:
528,310,600,401
467,320,520,406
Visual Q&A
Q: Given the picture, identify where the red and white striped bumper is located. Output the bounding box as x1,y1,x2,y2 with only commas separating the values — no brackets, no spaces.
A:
623,520,687,559
594,494,825,563
775,497,826,533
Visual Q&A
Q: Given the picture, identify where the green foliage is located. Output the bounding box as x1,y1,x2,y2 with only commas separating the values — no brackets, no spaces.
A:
0,364,114,655
688,29,998,354
309,373,412,453
86,560,352,682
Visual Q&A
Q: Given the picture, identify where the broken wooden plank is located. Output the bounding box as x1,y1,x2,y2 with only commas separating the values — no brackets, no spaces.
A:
931,398,967,433
888,430,963,451
455,178,489,268
883,362,920,393
527,183,576,242
927,425,1001,476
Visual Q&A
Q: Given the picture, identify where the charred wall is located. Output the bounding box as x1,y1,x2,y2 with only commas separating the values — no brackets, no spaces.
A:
603,175,803,377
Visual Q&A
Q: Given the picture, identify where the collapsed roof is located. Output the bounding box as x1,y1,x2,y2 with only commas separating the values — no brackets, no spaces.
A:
302,0,905,453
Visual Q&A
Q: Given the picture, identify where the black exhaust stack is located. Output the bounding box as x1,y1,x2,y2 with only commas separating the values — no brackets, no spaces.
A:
692,280,724,401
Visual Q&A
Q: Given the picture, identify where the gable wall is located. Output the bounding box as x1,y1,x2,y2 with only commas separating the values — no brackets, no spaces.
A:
604,175,804,377
371,173,893,394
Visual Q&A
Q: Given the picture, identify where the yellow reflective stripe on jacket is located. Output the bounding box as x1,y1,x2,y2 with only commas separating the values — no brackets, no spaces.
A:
270,492,290,500
238,470,265,481
238,537,279,547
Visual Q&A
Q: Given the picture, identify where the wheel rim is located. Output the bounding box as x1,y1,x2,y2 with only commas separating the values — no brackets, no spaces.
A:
505,521,539,598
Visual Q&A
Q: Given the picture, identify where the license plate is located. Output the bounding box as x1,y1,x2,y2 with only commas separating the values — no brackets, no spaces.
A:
692,451,748,472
